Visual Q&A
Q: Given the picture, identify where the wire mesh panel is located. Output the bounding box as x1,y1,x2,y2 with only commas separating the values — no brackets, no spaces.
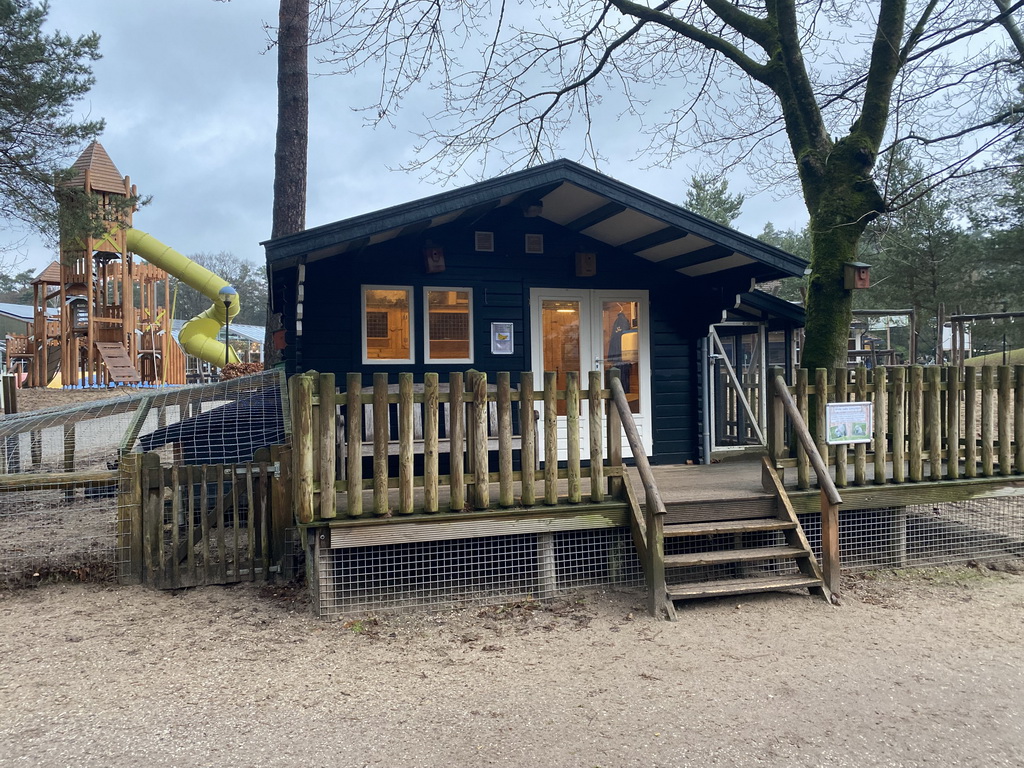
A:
798,494,1024,572
314,526,643,619
0,370,289,588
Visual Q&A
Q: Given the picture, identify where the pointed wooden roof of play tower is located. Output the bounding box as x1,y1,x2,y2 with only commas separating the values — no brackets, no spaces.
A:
65,141,126,194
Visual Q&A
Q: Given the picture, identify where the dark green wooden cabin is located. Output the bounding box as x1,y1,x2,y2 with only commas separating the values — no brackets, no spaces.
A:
262,160,805,464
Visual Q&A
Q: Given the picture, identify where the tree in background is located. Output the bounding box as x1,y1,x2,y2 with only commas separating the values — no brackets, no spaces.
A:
170,253,268,327
320,0,1024,372
757,223,810,303
0,267,33,303
0,0,102,246
684,172,744,227
856,159,975,361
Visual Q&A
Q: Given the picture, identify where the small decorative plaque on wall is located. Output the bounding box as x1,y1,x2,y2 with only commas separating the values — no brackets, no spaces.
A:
490,322,513,355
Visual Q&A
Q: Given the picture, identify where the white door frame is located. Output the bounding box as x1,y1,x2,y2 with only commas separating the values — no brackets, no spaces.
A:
529,288,653,459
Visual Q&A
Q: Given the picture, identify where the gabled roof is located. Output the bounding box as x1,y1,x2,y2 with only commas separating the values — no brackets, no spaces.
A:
64,141,126,195
262,159,807,282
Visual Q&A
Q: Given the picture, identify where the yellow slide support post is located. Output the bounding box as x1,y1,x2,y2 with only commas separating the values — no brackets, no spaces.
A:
125,228,241,367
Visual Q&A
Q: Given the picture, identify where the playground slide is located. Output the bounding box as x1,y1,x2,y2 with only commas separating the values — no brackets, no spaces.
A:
125,228,241,367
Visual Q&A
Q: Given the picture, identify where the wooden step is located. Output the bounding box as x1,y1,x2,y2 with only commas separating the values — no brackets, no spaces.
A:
663,519,796,537
666,574,823,601
665,545,809,568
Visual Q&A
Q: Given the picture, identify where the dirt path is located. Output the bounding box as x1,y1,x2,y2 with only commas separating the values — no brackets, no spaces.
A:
1,567,1022,767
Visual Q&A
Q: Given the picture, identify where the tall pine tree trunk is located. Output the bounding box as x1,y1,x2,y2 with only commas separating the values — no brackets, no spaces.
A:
266,0,308,368
272,0,308,238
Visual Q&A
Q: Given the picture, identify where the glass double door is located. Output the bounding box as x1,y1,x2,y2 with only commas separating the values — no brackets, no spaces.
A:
530,288,651,461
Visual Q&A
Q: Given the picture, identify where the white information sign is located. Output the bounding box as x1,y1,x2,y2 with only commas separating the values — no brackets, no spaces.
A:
825,401,873,445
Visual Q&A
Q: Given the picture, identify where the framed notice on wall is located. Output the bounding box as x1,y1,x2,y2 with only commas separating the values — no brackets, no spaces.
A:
490,322,513,355
825,401,873,444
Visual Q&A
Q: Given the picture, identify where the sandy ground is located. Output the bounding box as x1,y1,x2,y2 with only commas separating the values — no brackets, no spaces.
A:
1,567,1022,768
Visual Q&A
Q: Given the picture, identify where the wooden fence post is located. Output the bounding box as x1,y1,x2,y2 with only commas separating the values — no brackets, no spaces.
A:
497,372,514,508
141,452,163,587
834,366,847,489
372,372,390,516
117,451,143,584
345,373,363,517
544,371,558,505
448,371,465,512
927,366,942,482
998,366,1011,477
319,372,337,519
946,366,961,481
854,366,867,486
589,370,604,503
565,371,581,503
606,368,623,498
291,373,315,524
471,371,489,509
796,368,809,490
981,366,995,477
766,367,785,478
964,366,977,479
872,366,887,485
908,366,923,482
520,371,536,506
1015,365,1024,475
398,372,414,515
892,365,906,483
424,373,440,513
268,445,291,572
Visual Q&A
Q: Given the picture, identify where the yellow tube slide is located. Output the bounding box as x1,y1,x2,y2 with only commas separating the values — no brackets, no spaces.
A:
126,228,241,367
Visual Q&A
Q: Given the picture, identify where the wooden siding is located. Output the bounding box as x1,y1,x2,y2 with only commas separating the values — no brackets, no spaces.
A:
272,205,754,463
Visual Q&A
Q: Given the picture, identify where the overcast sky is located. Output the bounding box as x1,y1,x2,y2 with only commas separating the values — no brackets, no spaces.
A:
19,0,807,276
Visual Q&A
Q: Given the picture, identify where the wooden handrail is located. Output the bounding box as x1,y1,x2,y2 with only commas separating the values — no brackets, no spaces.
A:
772,375,842,506
609,372,672,619
608,375,667,517
772,373,842,597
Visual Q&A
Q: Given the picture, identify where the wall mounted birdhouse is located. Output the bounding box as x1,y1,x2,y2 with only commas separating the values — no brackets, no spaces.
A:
844,261,871,290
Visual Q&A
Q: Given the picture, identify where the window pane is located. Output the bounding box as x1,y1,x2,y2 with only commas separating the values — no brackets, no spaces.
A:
365,288,411,360
542,299,580,416
427,289,471,360
601,300,640,414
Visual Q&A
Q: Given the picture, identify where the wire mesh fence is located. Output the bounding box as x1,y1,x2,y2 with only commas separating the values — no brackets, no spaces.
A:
314,527,643,619
799,494,1024,572
0,370,289,587
654,494,1024,593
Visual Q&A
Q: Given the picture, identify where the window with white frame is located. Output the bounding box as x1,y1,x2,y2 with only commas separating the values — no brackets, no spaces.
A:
362,286,413,363
424,287,473,363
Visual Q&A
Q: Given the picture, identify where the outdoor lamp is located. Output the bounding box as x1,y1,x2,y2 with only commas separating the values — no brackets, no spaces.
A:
219,286,238,368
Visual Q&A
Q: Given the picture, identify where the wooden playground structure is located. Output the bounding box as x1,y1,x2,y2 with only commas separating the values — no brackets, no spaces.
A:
6,143,186,387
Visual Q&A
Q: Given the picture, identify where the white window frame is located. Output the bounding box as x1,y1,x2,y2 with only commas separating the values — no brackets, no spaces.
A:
423,286,474,364
361,285,414,364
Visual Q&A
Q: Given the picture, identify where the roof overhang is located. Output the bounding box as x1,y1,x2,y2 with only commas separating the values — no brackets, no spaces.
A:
263,159,807,283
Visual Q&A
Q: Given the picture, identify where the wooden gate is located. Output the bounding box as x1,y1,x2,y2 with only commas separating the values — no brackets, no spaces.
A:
136,451,279,589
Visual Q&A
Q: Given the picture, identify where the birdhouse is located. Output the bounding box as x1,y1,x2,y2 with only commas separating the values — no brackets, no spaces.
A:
423,246,445,274
844,261,871,290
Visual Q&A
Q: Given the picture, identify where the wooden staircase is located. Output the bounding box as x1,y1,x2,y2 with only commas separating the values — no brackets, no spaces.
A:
661,485,828,604
625,458,831,620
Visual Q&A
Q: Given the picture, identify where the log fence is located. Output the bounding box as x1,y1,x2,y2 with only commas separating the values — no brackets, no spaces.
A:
289,370,628,523
767,364,1024,489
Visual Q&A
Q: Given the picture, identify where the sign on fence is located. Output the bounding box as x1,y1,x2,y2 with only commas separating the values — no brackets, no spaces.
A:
826,401,873,445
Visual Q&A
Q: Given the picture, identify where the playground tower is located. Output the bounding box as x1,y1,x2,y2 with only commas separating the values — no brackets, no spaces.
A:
15,142,186,386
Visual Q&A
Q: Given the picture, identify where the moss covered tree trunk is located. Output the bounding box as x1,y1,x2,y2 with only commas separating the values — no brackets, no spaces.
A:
799,137,886,373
